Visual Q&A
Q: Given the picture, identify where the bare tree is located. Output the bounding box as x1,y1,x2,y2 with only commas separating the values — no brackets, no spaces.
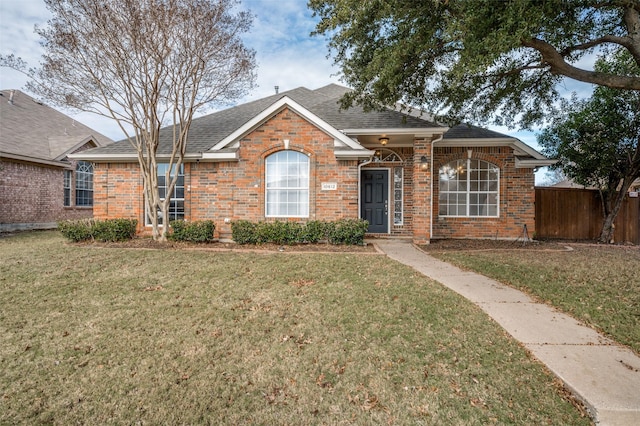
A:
1,0,256,241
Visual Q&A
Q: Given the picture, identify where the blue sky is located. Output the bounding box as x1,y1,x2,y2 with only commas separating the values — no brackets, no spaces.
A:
0,0,342,140
1,0,596,183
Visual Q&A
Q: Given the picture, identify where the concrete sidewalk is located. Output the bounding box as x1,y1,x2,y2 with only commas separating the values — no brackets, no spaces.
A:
374,239,640,426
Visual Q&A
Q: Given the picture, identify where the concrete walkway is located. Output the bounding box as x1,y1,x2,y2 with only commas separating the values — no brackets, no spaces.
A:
374,239,640,426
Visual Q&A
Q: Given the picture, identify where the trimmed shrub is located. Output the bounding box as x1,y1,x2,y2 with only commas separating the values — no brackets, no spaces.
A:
303,220,328,243
328,218,369,245
231,219,369,245
231,220,258,244
58,219,95,242
255,221,304,245
92,219,138,242
58,218,137,242
169,220,215,243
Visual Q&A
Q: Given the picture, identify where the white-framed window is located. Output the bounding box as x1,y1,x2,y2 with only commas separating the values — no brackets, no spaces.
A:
265,150,309,217
393,166,403,225
63,170,72,207
75,161,94,206
439,159,499,217
145,163,185,226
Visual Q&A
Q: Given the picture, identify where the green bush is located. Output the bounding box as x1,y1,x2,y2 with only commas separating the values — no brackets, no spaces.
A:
254,221,304,245
57,219,95,242
58,218,137,242
303,220,328,243
231,219,368,245
328,218,369,245
231,220,258,244
169,220,215,243
92,219,138,242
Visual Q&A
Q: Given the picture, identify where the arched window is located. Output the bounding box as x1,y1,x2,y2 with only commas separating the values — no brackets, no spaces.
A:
265,150,309,217
439,159,499,217
75,161,93,206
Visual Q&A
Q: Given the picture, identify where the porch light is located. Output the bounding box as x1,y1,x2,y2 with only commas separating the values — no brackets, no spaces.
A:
379,137,389,146
420,155,429,170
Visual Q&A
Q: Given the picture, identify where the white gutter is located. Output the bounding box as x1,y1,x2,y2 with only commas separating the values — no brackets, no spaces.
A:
334,149,375,160
429,134,445,242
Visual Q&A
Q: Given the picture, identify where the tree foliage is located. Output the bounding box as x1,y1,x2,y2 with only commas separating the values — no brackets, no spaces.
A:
1,0,256,241
310,0,640,127
538,50,640,243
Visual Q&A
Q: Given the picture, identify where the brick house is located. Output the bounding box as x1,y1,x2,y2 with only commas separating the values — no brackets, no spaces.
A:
0,90,113,232
71,84,553,243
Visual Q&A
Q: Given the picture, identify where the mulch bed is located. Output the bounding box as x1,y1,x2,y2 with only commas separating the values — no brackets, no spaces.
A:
73,238,379,253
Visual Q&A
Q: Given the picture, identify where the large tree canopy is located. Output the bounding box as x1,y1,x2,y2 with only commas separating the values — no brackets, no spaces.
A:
538,50,640,243
310,0,640,127
2,0,256,241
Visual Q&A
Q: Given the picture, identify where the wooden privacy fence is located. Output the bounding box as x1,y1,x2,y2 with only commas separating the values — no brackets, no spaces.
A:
535,187,640,244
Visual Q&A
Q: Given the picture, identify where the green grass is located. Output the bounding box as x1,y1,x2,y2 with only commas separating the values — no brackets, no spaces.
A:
0,231,591,425
427,243,640,354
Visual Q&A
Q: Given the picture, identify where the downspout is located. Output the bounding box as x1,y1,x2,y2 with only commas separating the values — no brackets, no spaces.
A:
429,134,445,241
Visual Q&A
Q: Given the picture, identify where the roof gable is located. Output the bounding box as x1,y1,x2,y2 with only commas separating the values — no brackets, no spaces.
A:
207,95,365,152
0,89,113,165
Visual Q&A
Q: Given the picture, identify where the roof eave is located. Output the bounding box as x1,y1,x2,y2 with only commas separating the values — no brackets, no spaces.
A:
439,137,550,160
342,128,447,137
334,149,375,160
67,152,206,163
1,152,71,168
201,150,239,161
515,158,558,168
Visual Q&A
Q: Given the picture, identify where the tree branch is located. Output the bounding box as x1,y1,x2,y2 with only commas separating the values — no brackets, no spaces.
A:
522,37,640,90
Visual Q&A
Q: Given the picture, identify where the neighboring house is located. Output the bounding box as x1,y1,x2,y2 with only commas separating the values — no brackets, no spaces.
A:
552,178,640,192
71,84,553,243
0,89,113,232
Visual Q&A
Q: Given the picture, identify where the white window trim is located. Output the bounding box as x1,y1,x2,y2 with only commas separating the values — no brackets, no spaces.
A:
63,169,72,207
75,161,94,207
393,166,403,225
265,150,310,218
145,164,185,226
439,158,500,218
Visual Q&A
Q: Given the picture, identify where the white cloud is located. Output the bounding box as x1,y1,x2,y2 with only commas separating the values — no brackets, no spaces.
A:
0,0,341,141
0,0,598,185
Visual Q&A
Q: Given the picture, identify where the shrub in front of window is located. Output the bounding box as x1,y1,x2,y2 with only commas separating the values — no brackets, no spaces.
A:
58,218,95,242
302,220,329,243
169,220,215,243
91,219,138,242
231,219,368,245
255,221,305,245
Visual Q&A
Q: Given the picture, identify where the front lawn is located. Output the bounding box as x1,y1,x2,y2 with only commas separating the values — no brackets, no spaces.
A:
424,240,639,354
0,231,590,424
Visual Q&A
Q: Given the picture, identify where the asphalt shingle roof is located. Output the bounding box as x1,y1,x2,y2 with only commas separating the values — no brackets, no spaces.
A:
0,89,113,162
84,84,454,156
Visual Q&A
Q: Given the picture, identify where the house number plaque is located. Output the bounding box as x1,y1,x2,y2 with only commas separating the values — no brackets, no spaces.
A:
321,182,338,191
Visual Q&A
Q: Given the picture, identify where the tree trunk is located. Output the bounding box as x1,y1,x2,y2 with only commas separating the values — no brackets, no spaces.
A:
597,179,634,243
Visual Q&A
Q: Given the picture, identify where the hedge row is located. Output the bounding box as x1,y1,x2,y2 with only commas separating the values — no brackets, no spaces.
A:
231,219,369,245
169,220,215,242
58,218,138,242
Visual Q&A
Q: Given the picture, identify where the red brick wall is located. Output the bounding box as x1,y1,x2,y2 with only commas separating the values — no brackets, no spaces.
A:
0,159,93,231
190,108,360,239
92,162,144,225
93,108,361,239
431,146,535,240
90,114,536,242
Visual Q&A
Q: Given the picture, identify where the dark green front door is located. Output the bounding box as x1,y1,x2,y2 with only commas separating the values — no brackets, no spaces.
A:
361,170,389,233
